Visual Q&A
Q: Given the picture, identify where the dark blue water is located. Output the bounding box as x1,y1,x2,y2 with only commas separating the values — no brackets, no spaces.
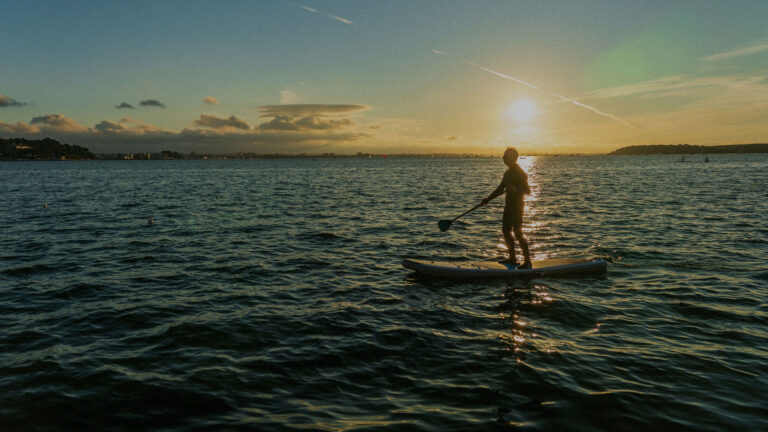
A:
2,155,767,431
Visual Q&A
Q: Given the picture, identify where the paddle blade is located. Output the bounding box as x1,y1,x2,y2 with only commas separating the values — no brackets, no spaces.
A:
438,219,452,232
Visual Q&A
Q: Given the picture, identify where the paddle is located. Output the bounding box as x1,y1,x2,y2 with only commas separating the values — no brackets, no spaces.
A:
438,202,484,232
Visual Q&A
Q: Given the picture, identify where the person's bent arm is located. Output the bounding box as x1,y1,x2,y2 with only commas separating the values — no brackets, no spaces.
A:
481,182,506,206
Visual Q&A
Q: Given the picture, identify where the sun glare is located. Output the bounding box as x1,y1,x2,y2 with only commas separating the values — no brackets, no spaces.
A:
507,99,538,124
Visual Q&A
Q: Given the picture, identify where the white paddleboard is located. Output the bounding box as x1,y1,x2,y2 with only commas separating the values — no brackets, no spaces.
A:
402,257,607,279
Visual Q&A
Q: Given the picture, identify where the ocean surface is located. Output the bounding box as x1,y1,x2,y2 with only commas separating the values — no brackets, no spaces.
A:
1,155,767,431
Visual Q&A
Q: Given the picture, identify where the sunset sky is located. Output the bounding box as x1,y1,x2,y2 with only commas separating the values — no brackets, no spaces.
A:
1,0,767,154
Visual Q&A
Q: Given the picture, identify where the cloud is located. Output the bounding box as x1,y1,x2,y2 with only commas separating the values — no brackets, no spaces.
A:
297,4,318,13
202,96,219,105
193,114,250,130
94,120,126,132
701,42,768,62
432,50,447,56
0,94,27,107
331,15,353,25
30,114,88,132
0,121,41,134
139,99,166,108
291,2,354,25
257,104,362,132
585,74,768,100
259,104,369,117
1,103,379,154
259,115,353,131
115,102,134,109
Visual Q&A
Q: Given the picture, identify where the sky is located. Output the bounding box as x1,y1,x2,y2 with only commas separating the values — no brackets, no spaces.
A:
1,0,767,154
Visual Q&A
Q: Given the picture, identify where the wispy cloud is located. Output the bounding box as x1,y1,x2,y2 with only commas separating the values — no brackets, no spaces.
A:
202,96,219,105
290,2,354,25
115,102,134,109
331,15,353,25
560,72,768,146
297,4,317,13
432,49,447,56
701,42,768,62
0,94,28,107
585,74,768,100
139,99,166,108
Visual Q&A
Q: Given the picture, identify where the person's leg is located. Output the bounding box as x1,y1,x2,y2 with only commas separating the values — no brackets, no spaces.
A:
512,224,531,268
502,212,517,263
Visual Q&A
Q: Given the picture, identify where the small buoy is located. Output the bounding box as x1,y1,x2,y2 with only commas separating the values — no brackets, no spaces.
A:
148,218,154,225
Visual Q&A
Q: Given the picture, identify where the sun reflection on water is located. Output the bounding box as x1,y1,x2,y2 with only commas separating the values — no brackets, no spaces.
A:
498,281,555,363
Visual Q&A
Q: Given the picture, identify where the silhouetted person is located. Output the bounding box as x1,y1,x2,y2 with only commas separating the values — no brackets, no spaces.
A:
481,147,532,269
705,156,709,162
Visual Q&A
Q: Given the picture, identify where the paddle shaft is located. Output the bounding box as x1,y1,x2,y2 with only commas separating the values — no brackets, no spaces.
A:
450,202,484,222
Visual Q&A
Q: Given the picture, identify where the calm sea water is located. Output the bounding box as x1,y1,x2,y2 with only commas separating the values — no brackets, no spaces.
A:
1,155,767,431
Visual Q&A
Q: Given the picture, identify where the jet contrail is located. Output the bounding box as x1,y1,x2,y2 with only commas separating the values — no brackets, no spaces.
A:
468,62,539,90
459,56,636,127
290,2,354,25
551,93,637,127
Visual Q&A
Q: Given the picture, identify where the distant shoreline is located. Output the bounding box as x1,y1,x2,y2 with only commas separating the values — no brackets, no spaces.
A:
3,137,768,160
608,143,768,155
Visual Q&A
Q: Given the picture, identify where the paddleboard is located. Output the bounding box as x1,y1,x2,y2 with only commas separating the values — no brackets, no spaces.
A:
402,257,607,279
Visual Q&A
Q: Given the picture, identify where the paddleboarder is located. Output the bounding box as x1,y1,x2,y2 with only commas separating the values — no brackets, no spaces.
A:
481,147,532,269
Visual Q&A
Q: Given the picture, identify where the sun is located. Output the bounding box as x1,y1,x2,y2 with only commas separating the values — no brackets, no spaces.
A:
506,98,538,124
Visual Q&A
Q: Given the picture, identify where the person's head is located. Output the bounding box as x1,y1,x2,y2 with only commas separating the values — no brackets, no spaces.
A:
503,147,519,167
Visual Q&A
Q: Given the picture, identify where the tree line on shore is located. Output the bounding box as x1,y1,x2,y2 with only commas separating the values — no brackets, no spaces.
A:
1,137,95,160
609,143,768,155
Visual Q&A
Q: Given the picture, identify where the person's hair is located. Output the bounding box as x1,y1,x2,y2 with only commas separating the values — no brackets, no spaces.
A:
504,147,518,162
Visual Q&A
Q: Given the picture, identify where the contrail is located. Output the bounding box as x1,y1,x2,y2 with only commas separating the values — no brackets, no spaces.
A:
290,2,354,25
551,93,637,127
459,56,636,127
468,62,539,90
